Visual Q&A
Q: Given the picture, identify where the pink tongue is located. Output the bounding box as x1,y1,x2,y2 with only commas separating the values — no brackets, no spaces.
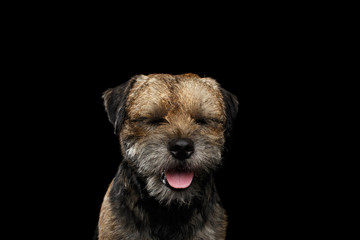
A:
165,171,194,189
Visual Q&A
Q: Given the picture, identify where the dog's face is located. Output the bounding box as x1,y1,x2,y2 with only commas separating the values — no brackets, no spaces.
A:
103,74,238,205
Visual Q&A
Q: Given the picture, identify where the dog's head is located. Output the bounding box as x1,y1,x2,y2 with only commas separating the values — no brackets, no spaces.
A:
103,73,238,205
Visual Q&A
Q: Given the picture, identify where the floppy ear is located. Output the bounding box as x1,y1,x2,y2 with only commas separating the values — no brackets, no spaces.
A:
220,88,239,136
102,78,136,135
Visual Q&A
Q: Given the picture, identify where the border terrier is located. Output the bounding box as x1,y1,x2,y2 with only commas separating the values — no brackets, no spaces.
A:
96,73,238,240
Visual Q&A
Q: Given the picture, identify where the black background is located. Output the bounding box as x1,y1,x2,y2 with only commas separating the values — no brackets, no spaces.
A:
10,8,329,239
41,56,310,240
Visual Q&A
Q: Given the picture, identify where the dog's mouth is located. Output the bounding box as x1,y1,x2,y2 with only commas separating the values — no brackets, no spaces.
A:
161,170,194,189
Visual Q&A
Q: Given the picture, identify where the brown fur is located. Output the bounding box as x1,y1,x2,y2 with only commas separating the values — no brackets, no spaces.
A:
97,73,238,240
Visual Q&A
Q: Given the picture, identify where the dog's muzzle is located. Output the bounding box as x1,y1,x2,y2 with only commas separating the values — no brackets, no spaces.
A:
160,138,195,189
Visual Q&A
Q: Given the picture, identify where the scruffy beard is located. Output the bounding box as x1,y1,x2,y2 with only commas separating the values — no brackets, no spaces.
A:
121,135,223,206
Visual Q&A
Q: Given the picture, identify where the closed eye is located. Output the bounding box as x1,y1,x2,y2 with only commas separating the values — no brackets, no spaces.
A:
194,118,224,126
149,118,168,125
131,117,168,126
195,118,207,125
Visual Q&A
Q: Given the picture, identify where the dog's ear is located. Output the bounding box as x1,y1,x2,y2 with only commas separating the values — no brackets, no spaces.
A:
220,88,239,136
103,78,136,135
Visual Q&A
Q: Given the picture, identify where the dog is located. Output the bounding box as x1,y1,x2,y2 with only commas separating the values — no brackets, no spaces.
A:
96,73,238,240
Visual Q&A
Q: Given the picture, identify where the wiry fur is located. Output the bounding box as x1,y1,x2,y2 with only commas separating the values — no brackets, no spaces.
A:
97,73,238,240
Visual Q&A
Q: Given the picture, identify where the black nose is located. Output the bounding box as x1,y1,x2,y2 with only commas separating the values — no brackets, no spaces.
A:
169,138,194,160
